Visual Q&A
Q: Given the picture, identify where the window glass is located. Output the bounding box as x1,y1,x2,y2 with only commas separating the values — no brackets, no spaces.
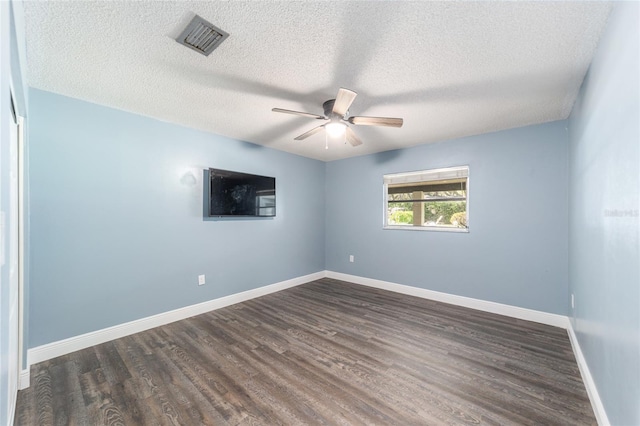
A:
384,166,469,231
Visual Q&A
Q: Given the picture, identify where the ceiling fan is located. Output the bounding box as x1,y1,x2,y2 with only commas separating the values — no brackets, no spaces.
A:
272,88,403,147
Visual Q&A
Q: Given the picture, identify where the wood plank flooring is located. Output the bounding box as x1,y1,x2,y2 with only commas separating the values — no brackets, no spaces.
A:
15,278,596,425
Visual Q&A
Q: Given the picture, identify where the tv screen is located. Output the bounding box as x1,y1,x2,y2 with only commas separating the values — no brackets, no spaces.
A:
208,168,276,217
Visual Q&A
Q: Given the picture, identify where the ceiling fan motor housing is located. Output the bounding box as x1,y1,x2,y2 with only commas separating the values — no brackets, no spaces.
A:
323,99,344,119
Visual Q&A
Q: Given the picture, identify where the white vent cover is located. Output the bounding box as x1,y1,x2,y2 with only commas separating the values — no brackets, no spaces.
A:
175,15,229,56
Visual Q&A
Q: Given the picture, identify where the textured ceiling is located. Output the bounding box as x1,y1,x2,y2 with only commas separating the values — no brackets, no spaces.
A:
23,1,612,161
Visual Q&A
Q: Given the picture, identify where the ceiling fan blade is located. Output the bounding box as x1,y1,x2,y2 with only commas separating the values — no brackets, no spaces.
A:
272,108,325,120
345,127,363,147
348,116,404,127
332,88,357,116
294,125,325,141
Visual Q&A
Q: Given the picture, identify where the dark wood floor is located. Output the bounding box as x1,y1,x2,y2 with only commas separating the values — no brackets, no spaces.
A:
15,278,595,425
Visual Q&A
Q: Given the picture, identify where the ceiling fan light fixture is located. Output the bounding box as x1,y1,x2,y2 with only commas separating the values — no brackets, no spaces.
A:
325,122,346,138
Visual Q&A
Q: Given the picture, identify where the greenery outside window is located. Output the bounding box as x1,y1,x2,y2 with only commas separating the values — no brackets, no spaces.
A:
383,166,469,232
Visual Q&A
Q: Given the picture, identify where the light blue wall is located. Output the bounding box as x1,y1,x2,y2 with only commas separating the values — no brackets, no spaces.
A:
28,89,325,347
326,121,569,314
568,2,639,425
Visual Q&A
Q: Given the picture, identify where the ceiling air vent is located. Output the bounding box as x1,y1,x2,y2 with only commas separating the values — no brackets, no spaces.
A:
175,15,229,56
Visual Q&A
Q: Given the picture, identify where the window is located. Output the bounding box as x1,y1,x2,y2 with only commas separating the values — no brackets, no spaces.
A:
383,166,469,232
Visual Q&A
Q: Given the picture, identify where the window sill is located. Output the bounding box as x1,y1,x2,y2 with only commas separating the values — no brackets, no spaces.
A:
383,225,469,233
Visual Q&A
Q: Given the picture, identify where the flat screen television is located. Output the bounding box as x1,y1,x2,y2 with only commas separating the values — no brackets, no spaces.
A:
208,168,276,217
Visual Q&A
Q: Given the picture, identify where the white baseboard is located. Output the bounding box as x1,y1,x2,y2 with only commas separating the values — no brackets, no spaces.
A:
27,271,325,370
18,368,30,390
325,271,569,329
567,321,610,426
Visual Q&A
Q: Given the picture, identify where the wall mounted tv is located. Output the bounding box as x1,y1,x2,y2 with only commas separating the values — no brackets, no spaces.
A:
207,168,276,217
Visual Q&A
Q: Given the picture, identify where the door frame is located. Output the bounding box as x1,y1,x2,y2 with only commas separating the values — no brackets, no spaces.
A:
17,111,24,382
7,84,26,419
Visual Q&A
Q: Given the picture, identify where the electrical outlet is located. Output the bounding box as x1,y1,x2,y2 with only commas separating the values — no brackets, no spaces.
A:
571,293,575,309
349,255,354,263
198,274,206,286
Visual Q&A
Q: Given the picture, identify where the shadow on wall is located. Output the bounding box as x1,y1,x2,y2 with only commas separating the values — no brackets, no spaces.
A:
238,139,266,150
373,149,403,164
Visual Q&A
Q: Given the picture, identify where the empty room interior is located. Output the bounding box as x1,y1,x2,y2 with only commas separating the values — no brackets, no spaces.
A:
1,1,639,425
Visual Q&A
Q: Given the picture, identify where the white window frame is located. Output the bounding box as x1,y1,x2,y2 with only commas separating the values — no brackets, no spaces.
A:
383,165,469,232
